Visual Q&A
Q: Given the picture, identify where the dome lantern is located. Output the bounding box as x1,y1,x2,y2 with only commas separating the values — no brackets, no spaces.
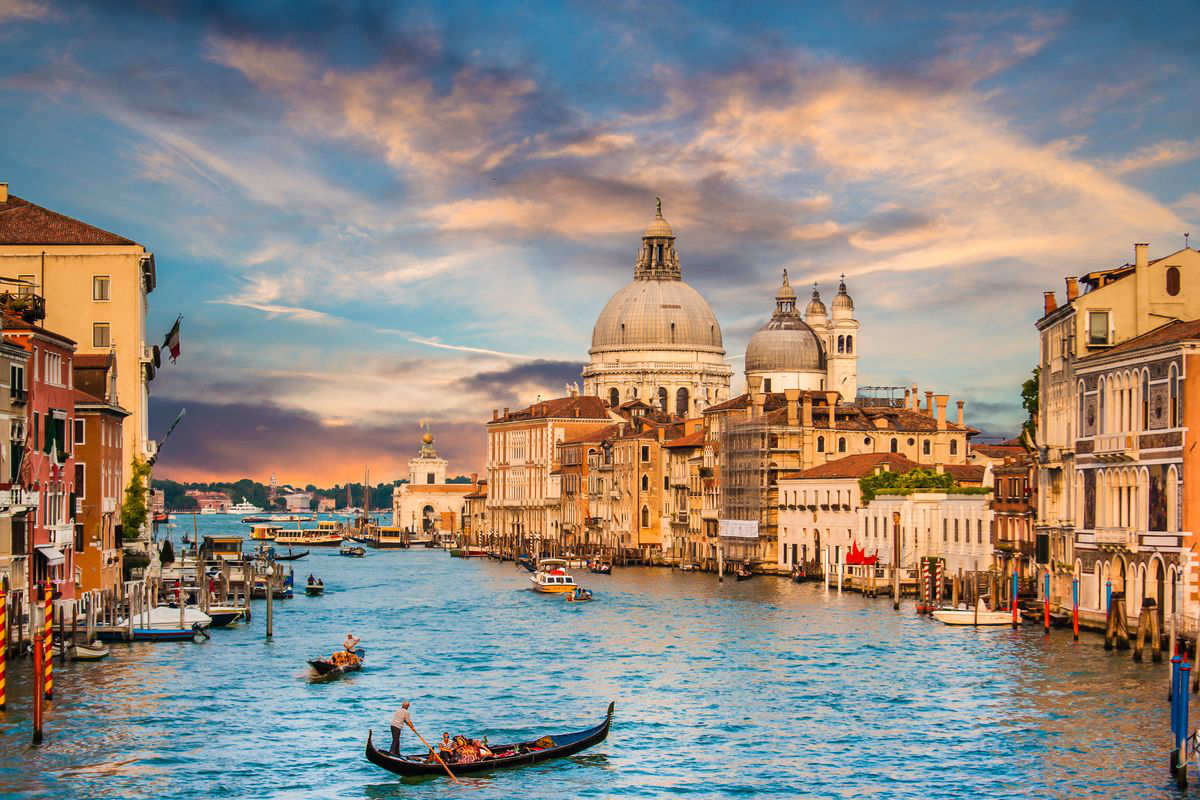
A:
634,198,681,280
804,283,827,324
832,273,855,318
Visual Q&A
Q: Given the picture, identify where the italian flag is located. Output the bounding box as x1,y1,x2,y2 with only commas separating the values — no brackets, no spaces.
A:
163,316,182,362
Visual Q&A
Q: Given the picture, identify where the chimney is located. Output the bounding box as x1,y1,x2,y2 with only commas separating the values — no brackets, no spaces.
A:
492,409,498,421
802,394,813,427
825,392,839,430
1135,242,1149,269
1065,276,1079,301
903,388,911,409
924,391,934,417
503,407,509,418
1043,291,1057,316
784,389,800,427
910,384,919,411
935,394,949,430
657,427,665,443
0,183,7,203
956,400,964,427
747,375,764,418
471,472,478,484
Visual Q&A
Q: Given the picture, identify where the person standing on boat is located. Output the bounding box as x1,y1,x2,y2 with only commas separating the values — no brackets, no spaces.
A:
389,702,413,755
343,632,360,653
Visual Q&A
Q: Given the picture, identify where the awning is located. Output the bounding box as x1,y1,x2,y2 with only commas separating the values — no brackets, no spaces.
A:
35,544,64,566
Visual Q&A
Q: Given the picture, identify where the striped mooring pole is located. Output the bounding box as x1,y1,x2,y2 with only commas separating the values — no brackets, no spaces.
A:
1011,571,1019,629
42,584,52,701
0,593,6,711
1043,571,1051,634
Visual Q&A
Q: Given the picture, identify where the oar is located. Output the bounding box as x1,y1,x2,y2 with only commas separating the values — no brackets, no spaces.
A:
408,723,461,784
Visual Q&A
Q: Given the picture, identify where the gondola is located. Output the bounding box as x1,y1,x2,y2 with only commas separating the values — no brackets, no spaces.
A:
734,567,755,581
517,555,537,573
589,561,612,575
364,702,614,777
275,549,309,561
305,580,325,596
339,543,366,557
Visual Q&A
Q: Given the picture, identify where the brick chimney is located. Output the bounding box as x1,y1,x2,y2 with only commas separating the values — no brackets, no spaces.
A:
1043,291,1057,316
1065,276,1079,301
935,395,949,430
911,384,919,411
784,389,800,427
1135,242,1149,269
503,407,509,418
825,392,839,429
802,394,813,427
492,409,498,421
956,400,964,427
0,183,7,203
748,375,764,418
924,390,934,417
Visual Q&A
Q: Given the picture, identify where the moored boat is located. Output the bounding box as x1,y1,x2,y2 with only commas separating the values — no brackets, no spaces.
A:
116,605,212,631
529,559,577,594
364,702,614,777
339,543,366,557
68,641,110,660
205,606,245,627
931,599,1014,626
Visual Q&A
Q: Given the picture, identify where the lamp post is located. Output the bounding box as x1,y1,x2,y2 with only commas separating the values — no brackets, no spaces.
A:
265,564,274,640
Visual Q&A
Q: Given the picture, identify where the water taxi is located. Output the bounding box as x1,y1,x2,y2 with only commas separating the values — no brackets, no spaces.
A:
931,599,1014,626
529,559,578,593
368,526,409,549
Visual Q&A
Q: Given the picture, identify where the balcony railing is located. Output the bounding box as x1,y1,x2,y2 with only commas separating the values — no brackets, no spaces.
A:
0,291,46,322
1093,527,1139,550
1093,433,1138,462
672,512,688,525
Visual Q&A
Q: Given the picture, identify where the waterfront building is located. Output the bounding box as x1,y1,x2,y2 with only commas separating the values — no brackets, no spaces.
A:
987,450,1037,581
1035,243,1200,605
745,272,859,400
72,352,128,595
282,491,312,512
3,315,78,598
317,496,336,513
581,202,731,415
860,490,994,577
0,182,158,506
557,423,620,555
0,339,33,594
708,381,975,570
391,430,476,536
663,424,705,565
185,489,231,513
485,393,617,553
462,480,487,545
1068,317,1200,623
609,420,670,562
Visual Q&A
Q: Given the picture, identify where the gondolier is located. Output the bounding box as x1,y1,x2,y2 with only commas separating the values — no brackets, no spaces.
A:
390,702,414,755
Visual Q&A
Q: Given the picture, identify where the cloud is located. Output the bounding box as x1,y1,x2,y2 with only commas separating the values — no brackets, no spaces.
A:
400,335,539,360
1100,138,1200,176
458,359,586,406
0,0,46,23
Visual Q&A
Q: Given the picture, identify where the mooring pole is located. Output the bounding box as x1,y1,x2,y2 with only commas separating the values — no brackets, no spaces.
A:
1011,571,1019,629
1172,654,1183,769
1043,571,1051,634
0,593,6,710
31,623,43,744
1072,577,1079,642
42,585,52,700
265,567,274,640
892,511,901,611
1179,661,1192,789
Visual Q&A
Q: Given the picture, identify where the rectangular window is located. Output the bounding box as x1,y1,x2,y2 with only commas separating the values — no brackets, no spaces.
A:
74,418,85,446
9,364,23,399
44,352,62,386
92,275,111,301
93,322,111,348
641,446,650,462
1088,311,1110,346
75,463,85,497
32,412,38,451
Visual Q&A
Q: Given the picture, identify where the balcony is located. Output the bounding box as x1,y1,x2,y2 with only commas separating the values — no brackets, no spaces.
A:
1093,433,1138,462
102,497,117,514
672,512,688,525
9,388,26,406
50,524,74,547
0,290,46,322
1094,527,1139,550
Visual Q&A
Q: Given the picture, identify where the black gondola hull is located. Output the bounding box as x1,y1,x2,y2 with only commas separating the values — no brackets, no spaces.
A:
364,702,613,777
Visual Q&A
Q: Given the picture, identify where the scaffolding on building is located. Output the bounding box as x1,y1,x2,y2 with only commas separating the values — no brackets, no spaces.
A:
718,418,777,565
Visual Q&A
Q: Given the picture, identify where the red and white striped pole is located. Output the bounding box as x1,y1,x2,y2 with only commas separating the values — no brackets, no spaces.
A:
43,584,53,700
0,593,6,711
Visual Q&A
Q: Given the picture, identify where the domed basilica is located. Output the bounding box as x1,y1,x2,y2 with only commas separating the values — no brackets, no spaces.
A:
582,202,859,414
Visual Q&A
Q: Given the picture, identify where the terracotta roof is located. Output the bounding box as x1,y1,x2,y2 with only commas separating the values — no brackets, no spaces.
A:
491,395,611,424
971,444,1025,459
560,422,622,445
73,389,103,404
2,314,76,347
73,353,113,369
1079,317,1200,362
0,193,137,246
942,464,985,483
784,453,921,480
664,430,705,448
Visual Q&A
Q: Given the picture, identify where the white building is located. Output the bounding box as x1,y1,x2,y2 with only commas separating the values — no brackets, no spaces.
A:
392,430,475,535
745,272,859,400
581,200,732,415
861,493,994,576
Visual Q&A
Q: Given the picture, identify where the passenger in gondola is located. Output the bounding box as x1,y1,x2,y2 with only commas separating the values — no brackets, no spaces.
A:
438,732,454,761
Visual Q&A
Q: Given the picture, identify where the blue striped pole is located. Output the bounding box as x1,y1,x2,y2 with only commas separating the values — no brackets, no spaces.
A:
1172,655,1183,774
1179,661,1192,788
1043,571,1051,633
1011,571,1019,629
1072,578,1079,641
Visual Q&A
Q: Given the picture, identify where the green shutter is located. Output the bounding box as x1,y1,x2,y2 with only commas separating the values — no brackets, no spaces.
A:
43,415,52,454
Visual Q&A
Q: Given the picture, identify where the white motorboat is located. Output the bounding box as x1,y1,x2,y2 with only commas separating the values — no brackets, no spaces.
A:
229,499,262,514
117,605,213,630
931,600,1014,626
200,507,218,515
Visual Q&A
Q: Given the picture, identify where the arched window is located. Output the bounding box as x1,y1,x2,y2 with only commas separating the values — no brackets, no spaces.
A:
846,335,853,353
923,440,931,456
838,437,846,452
1078,381,1086,433
950,439,958,455
676,387,689,417
609,387,620,408
890,438,898,453
1141,370,1149,430
669,322,675,343
816,436,825,452
1169,365,1181,427
641,505,650,528
1098,377,1106,434
641,474,649,491
657,387,668,412
837,335,845,353
1167,266,1181,296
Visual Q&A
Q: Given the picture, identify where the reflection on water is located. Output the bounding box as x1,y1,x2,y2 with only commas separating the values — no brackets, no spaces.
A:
0,518,1190,798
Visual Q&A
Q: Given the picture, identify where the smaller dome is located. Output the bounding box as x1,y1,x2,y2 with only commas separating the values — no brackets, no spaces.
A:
643,197,674,238
804,284,826,318
745,275,827,374
832,276,854,312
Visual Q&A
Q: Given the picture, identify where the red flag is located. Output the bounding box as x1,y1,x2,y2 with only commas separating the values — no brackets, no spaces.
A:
162,316,182,362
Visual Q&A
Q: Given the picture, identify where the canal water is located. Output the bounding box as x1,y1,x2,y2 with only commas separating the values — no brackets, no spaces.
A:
0,516,1190,799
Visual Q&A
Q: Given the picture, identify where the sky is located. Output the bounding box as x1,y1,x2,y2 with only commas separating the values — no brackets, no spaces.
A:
1,0,1198,485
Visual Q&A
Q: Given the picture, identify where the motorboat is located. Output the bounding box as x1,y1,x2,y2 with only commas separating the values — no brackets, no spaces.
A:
68,640,110,660
678,563,698,572
249,524,280,540
530,559,577,594
117,605,212,631
339,543,366,558
205,605,245,627
200,507,218,515
305,578,325,596
931,599,1015,626
229,499,262,515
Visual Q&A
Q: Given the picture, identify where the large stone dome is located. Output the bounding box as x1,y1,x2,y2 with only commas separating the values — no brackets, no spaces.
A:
745,272,826,374
590,278,724,353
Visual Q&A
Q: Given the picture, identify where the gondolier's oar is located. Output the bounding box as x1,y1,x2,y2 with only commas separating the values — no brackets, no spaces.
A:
408,722,461,784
